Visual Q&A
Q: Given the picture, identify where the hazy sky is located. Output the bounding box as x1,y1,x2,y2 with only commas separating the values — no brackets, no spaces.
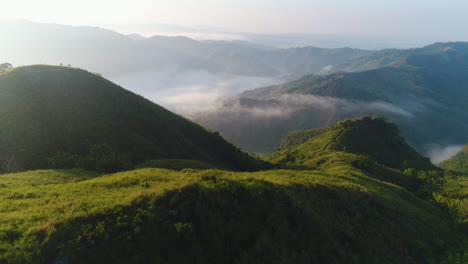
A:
1,0,467,37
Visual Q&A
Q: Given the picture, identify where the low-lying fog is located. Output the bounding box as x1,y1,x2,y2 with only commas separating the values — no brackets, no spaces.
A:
110,67,281,113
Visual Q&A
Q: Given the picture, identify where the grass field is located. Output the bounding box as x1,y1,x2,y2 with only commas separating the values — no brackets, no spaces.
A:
0,163,464,263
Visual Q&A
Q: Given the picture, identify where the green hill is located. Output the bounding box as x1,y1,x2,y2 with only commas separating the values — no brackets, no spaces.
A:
435,173,468,227
440,145,468,174
271,116,440,191
278,127,328,150
0,65,266,172
273,116,436,171
0,168,462,263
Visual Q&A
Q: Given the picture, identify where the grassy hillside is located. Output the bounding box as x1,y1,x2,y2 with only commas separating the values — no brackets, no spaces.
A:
0,166,463,264
272,116,436,171
135,159,220,170
440,145,468,174
0,65,266,172
435,173,468,226
278,127,328,151
272,116,468,230
270,116,443,194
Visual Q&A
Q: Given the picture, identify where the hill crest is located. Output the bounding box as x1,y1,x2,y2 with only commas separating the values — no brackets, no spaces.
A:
272,116,436,171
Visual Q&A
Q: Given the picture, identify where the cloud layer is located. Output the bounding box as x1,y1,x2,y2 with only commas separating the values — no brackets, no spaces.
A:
187,94,413,120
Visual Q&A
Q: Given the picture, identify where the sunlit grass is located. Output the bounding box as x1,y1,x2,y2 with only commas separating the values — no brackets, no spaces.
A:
0,164,463,263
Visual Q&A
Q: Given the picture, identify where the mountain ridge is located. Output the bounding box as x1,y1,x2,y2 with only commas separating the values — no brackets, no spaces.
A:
0,20,374,78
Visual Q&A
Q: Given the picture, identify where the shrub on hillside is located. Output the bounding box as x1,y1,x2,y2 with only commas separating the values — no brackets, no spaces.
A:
48,144,133,173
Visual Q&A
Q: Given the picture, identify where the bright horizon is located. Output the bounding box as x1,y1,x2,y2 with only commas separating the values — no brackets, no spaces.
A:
1,0,468,39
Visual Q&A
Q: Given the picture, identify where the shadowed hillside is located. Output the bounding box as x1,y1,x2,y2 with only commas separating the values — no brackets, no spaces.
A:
0,65,266,172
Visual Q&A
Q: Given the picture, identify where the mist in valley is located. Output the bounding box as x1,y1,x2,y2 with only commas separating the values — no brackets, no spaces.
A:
424,144,465,164
110,67,281,113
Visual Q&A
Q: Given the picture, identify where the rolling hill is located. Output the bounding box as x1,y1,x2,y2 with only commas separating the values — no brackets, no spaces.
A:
0,65,266,172
0,117,466,263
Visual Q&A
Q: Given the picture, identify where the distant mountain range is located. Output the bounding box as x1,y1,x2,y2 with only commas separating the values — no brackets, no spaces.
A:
112,22,453,49
0,20,373,78
192,42,468,156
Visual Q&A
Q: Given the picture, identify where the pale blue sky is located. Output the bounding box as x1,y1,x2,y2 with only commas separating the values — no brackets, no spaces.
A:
0,0,467,37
